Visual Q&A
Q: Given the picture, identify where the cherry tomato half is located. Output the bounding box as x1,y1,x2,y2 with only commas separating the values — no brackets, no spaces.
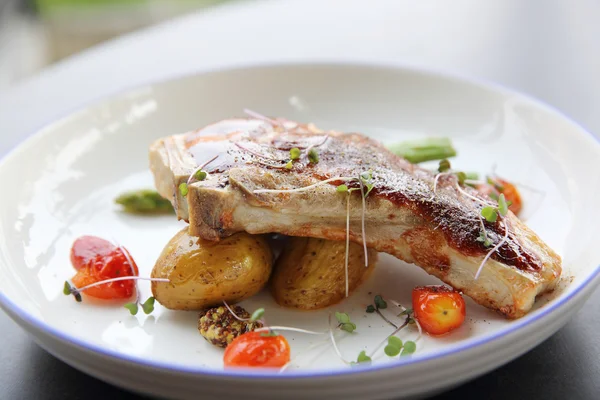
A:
412,286,466,336
223,331,291,368
70,236,139,300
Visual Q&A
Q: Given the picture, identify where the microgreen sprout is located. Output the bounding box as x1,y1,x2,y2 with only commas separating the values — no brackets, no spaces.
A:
63,281,82,302
336,184,348,192
374,295,387,309
123,296,156,316
366,295,398,329
179,182,188,197
290,147,301,160
335,312,357,333
304,134,329,162
285,160,293,169
307,148,319,164
438,159,451,173
195,170,207,181
384,336,403,357
351,350,372,365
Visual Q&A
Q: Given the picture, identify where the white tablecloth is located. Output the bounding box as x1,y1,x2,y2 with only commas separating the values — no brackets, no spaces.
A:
1,0,599,156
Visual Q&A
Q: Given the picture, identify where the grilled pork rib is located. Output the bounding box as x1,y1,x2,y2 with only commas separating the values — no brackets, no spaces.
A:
150,118,561,318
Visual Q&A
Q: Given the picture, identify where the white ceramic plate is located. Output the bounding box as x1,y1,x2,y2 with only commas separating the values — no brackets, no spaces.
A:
0,63,599,400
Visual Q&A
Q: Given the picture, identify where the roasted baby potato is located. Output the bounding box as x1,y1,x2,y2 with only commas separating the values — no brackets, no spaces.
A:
151,228,272,310
271,237,377,310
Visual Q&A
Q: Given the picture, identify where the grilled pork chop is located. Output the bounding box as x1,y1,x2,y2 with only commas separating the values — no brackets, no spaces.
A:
149,118,561,318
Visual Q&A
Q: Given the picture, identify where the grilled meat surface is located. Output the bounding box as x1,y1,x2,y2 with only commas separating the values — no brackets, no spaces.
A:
149,118,562,318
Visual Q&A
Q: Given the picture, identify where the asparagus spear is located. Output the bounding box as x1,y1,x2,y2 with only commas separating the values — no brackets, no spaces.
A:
386,137,457,163
115,190,173,214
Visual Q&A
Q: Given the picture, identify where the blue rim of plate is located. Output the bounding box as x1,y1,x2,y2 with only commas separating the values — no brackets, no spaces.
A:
0,61,599,379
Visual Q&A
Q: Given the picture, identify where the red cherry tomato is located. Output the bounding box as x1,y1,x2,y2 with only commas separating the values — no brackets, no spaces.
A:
412,286,466,336
223,331,291,368
70,236,138,300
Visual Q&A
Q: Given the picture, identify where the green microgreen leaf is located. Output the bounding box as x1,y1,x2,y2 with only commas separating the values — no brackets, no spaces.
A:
124,302,139,315
308,148,319,163
356,350,372,363
194,170,207,181
335,312,350,324
489,192,499,201
455,171,467,186
401,340,417,356
179,182,189,197
374,295,387,309
285,160,293,169
438,159,451,173
63,281,72,295
250,308,265,322
481,206,498,223
141,297,155,315
340,322,357,333
498,193,508,216
365,305,376,313
336,184,349,193
388,336,403,349
290,147,301,160
384,345,401,357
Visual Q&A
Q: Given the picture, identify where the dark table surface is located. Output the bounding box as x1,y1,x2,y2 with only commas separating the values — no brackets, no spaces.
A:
1,288,599,399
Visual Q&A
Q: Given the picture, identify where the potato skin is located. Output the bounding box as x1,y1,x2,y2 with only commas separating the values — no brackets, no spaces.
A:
151,228,272,310
271,237,377,310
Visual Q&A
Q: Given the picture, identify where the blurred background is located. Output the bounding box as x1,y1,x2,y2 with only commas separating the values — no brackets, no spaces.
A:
0,0,237,89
